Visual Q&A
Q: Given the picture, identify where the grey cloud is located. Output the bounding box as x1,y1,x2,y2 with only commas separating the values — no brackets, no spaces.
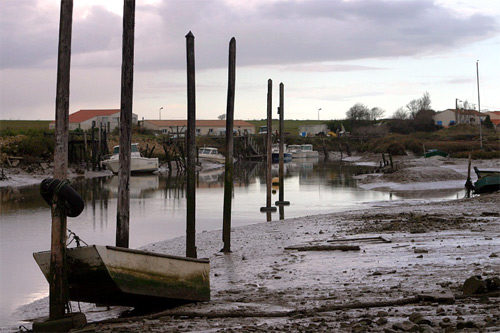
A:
1,0,498,71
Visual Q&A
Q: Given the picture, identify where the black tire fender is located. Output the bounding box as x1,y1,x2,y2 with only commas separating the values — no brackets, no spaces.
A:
40,178,85,218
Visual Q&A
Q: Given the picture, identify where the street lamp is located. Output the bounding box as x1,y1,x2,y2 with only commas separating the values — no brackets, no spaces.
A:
159,107,163,120
318,108,322,122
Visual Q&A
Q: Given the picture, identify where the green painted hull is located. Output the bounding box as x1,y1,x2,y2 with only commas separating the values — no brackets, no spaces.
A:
424,150,449,158
34,245,210,307
474,173,500,194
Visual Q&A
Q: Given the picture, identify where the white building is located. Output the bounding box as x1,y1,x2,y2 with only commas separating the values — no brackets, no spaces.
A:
49,109,138,131
432,109,486,128
143,120,255,136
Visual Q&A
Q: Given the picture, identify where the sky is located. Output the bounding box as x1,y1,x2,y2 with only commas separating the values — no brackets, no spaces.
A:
1,0,499,121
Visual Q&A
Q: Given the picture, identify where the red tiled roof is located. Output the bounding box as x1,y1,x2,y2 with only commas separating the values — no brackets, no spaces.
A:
49,109,120,124
146,120,255,127
442,109,484,116
69,109,120,123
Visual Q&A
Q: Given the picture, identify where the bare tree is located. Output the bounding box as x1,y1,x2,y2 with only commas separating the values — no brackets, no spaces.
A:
419,91,431,110
346,103,370,121
462,100,476,110
393,107,409,120
218,113,226,120
369,107,385,121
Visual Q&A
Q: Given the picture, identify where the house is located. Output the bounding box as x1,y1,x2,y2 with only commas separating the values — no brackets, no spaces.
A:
49,109,138,131
143,120,255,136
432,109,487,128
485,111,500,131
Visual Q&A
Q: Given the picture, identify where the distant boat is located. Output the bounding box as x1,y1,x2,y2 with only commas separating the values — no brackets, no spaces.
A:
198,147,226,163
102,143,159,174
473,167,500,194
33,245,210,307
299,144,319,158
271,144,292,163
423,149,449,158
288,145,306,158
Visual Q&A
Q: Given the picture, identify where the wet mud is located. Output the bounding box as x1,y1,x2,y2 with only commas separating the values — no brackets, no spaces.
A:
87,192,500,332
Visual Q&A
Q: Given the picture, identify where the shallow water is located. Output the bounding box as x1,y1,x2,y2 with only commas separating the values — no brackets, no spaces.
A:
0,159,464,328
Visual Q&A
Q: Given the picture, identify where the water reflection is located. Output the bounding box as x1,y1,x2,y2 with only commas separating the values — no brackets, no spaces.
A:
0,159,464,328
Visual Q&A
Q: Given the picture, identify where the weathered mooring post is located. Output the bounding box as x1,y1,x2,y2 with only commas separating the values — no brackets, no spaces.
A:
49,0,73,321
186,31,197,258
275,83,290,215
116,0,136,249
260,79,277,217
222,37,236,253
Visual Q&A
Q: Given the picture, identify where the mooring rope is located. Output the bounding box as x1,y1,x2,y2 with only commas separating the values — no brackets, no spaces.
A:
67,229,88,248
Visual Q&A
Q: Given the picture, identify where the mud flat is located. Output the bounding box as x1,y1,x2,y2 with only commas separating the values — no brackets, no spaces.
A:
70,190,499,333
6,155,500,332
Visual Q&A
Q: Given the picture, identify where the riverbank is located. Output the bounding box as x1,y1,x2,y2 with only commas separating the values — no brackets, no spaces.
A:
3,154,500,332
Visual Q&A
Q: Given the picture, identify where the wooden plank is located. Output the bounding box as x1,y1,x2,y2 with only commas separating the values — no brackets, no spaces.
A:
285,244,360,252
327,236,391,243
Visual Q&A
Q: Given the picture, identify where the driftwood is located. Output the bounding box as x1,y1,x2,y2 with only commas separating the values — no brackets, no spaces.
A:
327,236,391,243
284,244,360,252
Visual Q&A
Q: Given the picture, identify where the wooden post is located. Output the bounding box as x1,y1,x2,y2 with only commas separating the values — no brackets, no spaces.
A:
276,83,289,210
49,0,73,320
116,0,135,249
91,121,96,171
185,31,197,258
260,79,276,213
465,152,473,198
222,37,236,253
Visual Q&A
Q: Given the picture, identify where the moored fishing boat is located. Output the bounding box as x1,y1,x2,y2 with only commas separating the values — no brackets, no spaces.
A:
102,143,159,174
198,147,226,163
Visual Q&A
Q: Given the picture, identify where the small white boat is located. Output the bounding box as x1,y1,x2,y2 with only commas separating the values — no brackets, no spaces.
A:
198,147,226,163
300,144,319,158
33,245,210,306
102,143,159,174
287,145,306,158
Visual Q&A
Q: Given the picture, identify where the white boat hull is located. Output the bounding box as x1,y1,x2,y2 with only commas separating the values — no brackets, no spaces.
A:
102,157,159,174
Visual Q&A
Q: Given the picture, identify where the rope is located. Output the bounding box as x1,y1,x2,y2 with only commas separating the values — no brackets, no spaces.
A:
67,229,88,248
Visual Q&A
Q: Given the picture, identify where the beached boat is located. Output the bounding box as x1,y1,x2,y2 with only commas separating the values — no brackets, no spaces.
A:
198,147,226,163
423,149,449,158
473,167,500,194
102,144,159,174
33,245,210,307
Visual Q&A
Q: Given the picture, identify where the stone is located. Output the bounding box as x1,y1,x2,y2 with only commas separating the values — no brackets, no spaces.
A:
463,275,487,295
456,321,476,329
418,290,455,304
409,312,431,325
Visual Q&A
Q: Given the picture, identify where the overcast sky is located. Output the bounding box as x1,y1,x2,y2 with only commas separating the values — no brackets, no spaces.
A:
1,0,499,121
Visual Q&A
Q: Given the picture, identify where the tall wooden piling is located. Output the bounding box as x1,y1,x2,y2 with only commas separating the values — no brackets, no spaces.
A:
275,82,289,212
116,0,135,249
185,31,197,258
49,0,73,320
222,38,236,253
260,79,276,215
